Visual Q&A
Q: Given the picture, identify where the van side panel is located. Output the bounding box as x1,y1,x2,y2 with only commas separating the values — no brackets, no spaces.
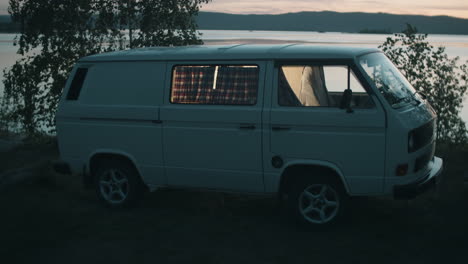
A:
56,62,166,185
266,62,387,195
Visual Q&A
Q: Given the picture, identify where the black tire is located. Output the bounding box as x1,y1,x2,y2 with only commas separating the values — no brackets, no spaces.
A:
94,159,145,208
288,176,347,227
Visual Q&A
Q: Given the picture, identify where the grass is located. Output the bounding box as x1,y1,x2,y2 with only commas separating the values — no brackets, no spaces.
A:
0,142,466,264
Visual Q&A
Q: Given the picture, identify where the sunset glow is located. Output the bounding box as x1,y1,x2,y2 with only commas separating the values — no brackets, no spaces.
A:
0,0,466,19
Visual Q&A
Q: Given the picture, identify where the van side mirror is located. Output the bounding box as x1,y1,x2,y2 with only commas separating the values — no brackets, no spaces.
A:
340,89,354,113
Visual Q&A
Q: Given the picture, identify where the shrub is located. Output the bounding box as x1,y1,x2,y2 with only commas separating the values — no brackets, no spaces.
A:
379,24,468,145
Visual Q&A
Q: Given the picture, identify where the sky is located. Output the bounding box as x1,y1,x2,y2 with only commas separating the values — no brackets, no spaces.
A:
0,0,467,19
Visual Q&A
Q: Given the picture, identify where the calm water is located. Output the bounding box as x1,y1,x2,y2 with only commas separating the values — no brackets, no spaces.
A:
1,30,468,123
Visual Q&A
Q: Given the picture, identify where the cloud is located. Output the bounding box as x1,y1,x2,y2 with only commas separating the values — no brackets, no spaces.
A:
415,4,468,11
202,0,342,14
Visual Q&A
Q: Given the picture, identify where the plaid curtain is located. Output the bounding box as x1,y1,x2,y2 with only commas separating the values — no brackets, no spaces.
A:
213,66,259,105
171,66,215,104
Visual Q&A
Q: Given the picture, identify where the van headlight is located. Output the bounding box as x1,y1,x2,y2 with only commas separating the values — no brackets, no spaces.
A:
408,132,415,152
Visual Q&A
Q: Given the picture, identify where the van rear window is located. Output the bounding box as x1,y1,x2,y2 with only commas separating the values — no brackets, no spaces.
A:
171,65,259,105
66,68,88,100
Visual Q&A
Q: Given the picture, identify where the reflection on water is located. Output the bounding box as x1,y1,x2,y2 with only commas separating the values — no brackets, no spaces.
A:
0,31,467,124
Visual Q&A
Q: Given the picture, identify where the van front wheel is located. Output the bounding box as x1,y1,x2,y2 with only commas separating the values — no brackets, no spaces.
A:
95,160,144,208
289,179,346,226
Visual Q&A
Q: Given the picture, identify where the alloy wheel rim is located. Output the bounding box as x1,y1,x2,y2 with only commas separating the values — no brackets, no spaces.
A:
298,184,339,224
99,169,129,204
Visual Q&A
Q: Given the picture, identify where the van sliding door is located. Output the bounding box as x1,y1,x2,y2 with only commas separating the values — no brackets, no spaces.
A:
160,62,266,192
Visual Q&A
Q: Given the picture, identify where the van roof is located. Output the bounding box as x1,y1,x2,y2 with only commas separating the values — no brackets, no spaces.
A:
79,44,380,62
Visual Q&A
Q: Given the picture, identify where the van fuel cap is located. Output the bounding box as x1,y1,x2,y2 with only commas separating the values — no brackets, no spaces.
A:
272,156,284,168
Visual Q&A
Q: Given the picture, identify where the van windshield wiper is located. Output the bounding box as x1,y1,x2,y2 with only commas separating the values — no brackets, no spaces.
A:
391,97,410,108
411,90,427,105
412,90,427,100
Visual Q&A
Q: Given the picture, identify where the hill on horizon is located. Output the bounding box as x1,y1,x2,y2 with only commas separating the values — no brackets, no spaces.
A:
2,11,468,35
196,11,468,35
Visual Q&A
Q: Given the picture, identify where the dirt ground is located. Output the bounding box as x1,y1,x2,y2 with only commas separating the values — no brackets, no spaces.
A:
0,142,467,264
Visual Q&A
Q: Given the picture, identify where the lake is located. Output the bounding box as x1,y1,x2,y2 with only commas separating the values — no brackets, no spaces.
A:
1,30,468,124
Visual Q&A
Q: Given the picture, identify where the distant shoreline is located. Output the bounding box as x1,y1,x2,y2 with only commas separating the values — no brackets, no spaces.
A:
3,9,468,35
197,11,468,35
3,30,468,37
203,38,387,45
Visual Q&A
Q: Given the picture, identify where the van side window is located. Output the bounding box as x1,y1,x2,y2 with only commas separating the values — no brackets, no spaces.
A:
66,68,88,100
171,65,259,105
278,65,374,108
80,62,163,106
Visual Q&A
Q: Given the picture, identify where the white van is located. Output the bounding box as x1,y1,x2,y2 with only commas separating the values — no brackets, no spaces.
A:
54,44,443,225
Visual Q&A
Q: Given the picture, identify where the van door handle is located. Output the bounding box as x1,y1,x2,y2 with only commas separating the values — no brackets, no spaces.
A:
272,126,291,131
152,120,162,124
239,124,256,130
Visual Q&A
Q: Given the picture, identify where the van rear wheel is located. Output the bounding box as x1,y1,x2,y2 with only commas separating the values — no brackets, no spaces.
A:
94,160,144,208
289,178,346,226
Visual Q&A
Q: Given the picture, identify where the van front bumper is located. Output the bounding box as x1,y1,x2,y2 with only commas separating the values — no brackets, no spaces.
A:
393,156,443,200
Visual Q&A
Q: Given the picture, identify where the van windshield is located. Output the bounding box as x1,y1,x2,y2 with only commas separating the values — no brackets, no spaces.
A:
358,52,418,109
